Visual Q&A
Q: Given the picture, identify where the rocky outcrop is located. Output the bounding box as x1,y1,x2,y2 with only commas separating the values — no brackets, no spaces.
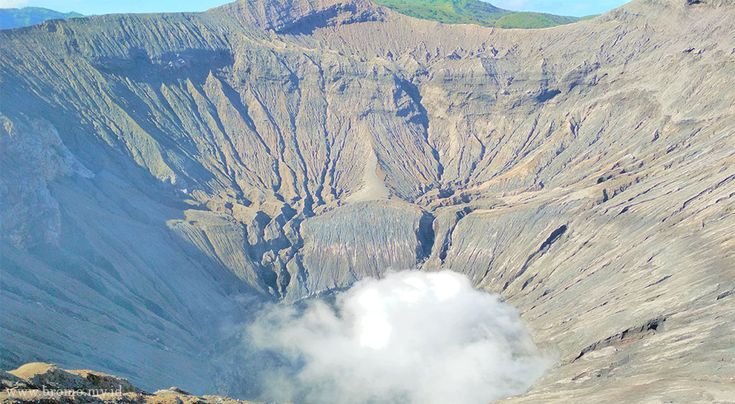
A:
0,362,251,403
8,363,138,392
0,115,93,249
0,0,733,401
229,0,386,33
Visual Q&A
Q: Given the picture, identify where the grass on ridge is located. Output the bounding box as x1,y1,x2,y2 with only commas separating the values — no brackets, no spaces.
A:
374,0,579,29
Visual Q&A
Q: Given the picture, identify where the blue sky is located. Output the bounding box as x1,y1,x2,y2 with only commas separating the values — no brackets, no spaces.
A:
0,0,630,18
491,0,629,16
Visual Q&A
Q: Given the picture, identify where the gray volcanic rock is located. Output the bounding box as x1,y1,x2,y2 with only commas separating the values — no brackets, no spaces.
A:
0,0,733,401
231,0,386,33
299,201,433,297
0,371,27,391
0,362,251,403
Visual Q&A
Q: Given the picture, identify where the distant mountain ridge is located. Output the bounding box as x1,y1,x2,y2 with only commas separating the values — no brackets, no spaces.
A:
374,0,579,28
0,7,82,30
0,1,576,30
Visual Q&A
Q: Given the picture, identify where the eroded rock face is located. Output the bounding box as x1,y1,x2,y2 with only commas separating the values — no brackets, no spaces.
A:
0,0,733,401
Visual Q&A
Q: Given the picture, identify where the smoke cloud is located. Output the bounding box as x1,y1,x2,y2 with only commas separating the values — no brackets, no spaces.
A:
248,270,550,404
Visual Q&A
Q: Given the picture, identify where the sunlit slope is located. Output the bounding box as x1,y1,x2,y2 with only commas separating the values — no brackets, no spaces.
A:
374,0,578,28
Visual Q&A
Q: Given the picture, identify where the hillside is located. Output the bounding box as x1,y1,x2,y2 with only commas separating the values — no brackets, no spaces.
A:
0,7,82,30
0,0,733,402
374,0,578,28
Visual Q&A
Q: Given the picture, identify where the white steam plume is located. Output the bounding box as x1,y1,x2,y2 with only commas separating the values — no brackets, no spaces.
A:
248,270,550,404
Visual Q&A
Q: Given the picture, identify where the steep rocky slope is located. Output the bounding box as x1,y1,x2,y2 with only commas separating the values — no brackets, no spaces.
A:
0,0,733,401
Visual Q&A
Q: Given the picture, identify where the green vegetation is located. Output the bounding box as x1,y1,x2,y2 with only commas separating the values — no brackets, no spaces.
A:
495,12,577,29
374,0,578,29
0,7,82,30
